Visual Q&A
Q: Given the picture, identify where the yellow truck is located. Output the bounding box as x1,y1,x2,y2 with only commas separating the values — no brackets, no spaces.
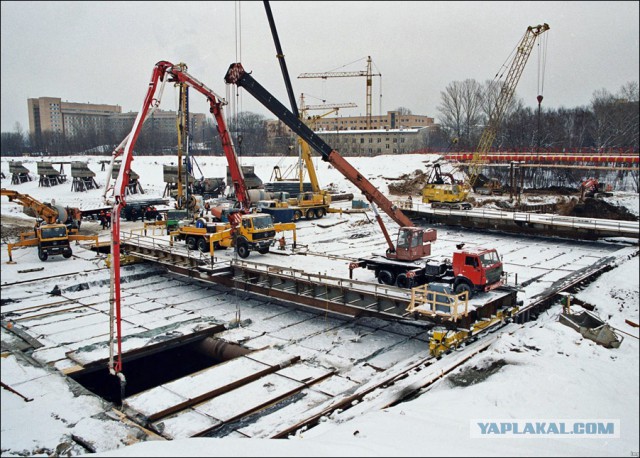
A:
171,211,296,258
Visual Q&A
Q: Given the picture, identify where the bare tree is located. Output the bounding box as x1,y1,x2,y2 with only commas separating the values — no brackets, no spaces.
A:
394,107,413,115
590,85,640,150
437,81,466,146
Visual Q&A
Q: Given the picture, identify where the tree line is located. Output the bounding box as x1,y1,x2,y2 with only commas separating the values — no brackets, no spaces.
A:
1,80,638,157
435,80,638,152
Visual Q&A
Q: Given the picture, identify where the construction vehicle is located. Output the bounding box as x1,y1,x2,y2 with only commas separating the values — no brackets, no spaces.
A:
225,63,505,296
421,164,472,210
579,178,612,201
263,2,332,221
108,61,294,261
170,207,295,258
1,188,97,263
422,23,549,208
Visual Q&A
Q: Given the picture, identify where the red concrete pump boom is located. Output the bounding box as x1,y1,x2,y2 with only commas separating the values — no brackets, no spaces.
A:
108,61,246,387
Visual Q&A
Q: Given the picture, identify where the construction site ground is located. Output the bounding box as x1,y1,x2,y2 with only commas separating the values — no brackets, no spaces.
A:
2,196,638,454
1,154,638,455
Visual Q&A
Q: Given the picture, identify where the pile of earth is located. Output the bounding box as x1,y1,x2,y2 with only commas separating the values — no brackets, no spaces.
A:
386,169,430,196
566,197,638,221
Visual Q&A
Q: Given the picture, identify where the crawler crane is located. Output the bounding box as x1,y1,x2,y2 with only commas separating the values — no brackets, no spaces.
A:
422,23,550,208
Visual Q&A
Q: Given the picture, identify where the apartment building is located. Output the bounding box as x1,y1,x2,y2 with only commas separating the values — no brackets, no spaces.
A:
110,110,208,140
311,110,434,131
27,97,207,140
28,97,121,138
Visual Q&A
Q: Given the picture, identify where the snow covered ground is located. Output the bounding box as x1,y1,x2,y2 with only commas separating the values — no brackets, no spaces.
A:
1,154,638,457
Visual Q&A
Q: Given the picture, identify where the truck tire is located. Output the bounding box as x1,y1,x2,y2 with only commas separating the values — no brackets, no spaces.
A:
197,237,209,252
258,246,270,254
378,270,395,285
454,280,473,298
186,236,197,250
38,249,48,262
293,210,303,221
62,250,73,259
305,208,315,220
315,207,325,218
236,240,250,258
395,273,413,289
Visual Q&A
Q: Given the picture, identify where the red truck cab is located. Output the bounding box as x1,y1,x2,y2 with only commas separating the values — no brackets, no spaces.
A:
452,247,504,294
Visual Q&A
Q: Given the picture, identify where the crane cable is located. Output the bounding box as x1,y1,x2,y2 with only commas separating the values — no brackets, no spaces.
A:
537,31,549,98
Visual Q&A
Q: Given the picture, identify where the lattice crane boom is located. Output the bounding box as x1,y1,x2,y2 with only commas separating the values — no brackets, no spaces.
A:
468,23,549,189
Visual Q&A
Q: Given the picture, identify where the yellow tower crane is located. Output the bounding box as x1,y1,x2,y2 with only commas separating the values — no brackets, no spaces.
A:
298,56,381,129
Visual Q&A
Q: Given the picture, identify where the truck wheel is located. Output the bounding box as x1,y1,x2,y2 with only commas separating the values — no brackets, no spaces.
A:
378,270,395,285
236,241,250,258
186,236,197,250
38,250,48,262
293,210,302,221
395,273,413,289
62,250,73,259
197,237,209,252
258,246,269,254
315,207,325,218
454,280,473,298
305,209,315,220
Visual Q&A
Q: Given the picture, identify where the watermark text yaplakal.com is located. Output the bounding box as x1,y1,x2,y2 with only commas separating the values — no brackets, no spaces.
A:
471,419,620,438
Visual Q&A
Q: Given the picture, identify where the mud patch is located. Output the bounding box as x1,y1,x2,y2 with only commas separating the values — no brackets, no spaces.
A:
386,169,429,196
568,198,638,221
448,359,508,387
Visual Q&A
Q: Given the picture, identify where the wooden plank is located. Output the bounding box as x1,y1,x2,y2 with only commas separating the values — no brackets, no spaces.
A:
152,410,221,440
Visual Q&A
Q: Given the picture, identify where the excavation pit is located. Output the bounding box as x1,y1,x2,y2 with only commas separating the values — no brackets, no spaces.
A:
69,335,251,404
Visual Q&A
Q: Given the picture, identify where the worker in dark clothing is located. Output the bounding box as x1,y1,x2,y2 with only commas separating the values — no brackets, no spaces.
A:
99,210,107,230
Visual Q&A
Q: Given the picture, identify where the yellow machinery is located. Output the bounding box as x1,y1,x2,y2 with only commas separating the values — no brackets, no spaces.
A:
421,164,472,209
428,306,519,357
1,188,98,263
270,99,353,220
170,211,296,258
422,23,549,207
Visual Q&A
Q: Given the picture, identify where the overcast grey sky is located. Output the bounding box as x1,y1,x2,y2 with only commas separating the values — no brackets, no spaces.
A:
1,1,638,133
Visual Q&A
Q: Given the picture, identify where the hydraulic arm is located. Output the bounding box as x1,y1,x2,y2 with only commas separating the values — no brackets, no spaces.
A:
224,63,413,229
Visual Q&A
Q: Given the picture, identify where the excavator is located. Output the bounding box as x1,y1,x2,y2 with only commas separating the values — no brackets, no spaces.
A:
225,63,505,296
1,188,97,263
579,178,612,201
422,23,550,208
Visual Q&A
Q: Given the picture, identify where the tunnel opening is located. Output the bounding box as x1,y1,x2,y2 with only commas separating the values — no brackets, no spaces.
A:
69,336,251,404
